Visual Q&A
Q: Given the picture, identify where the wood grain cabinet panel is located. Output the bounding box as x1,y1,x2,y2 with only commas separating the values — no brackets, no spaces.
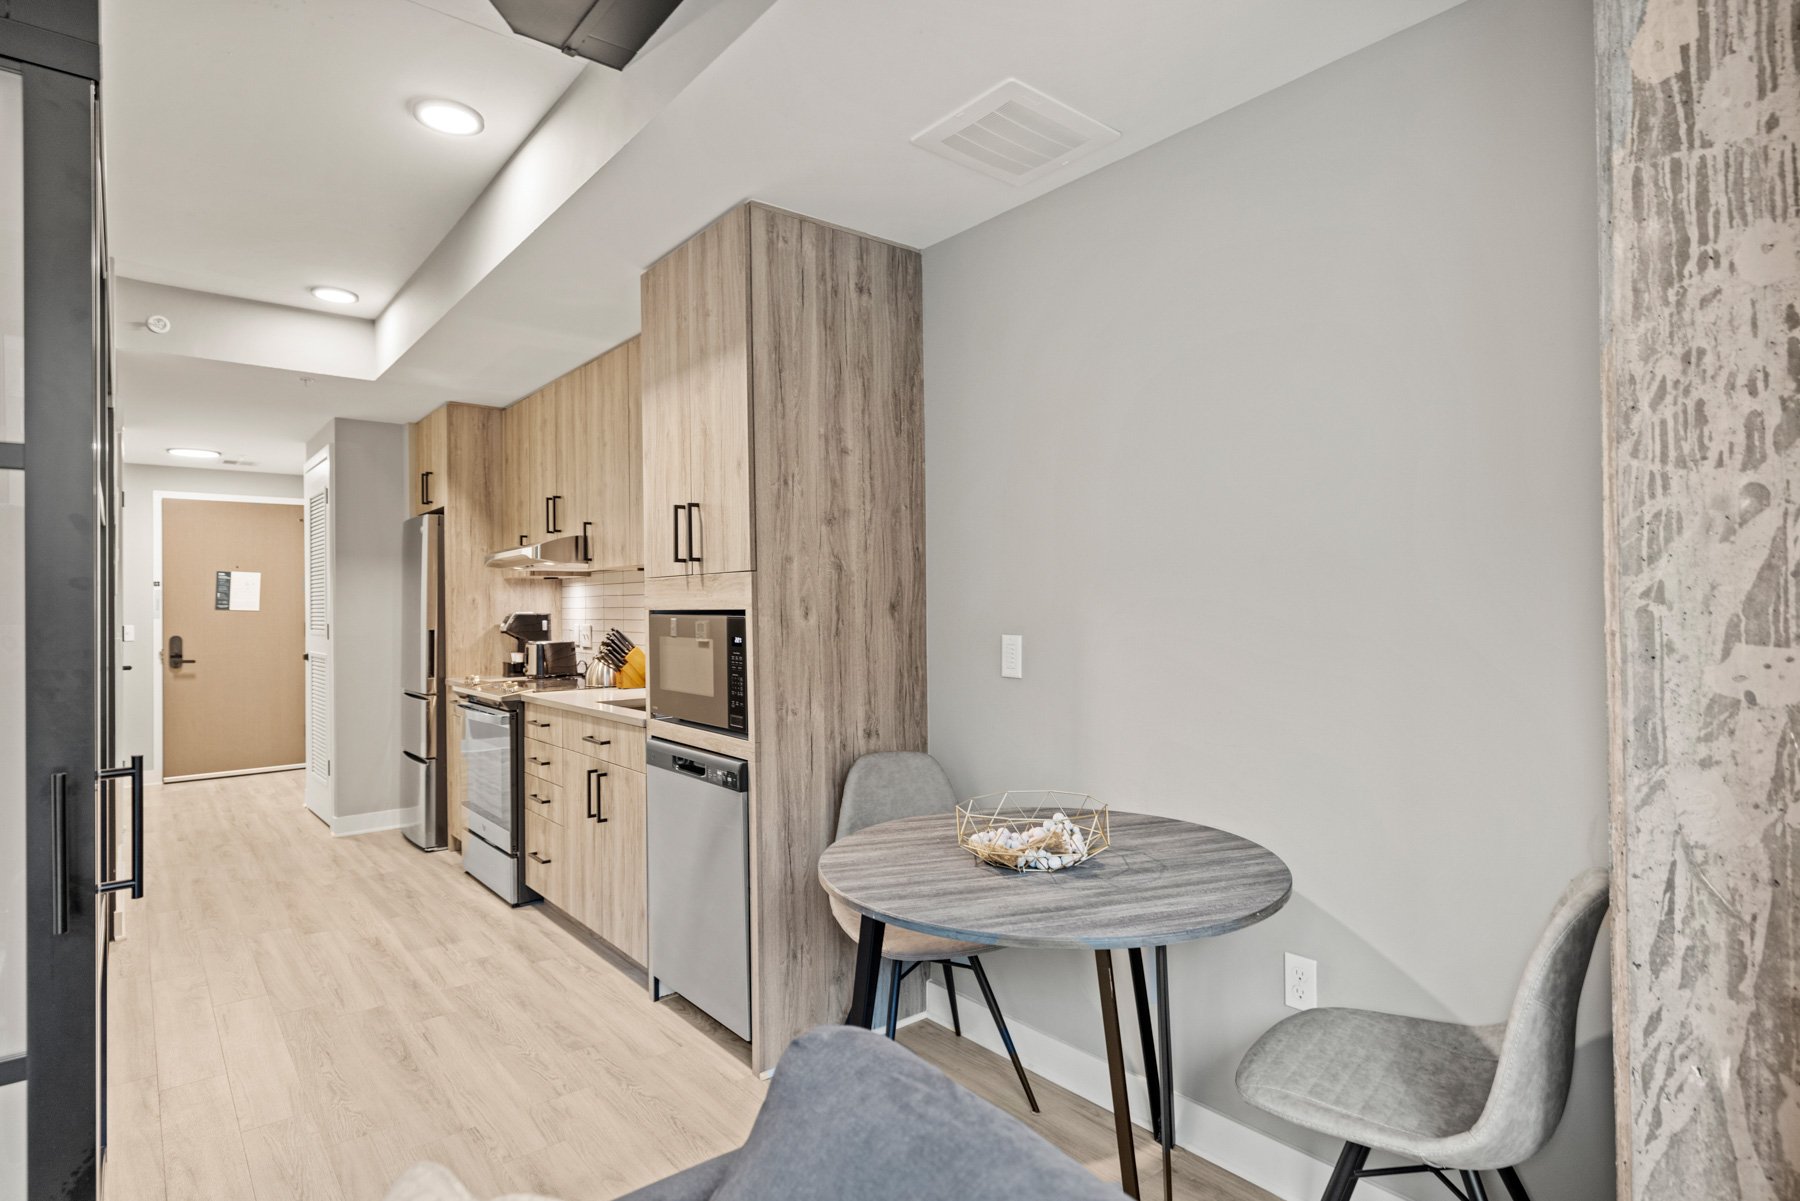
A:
641,205,753,577
584,764,647,964
408,406,447,516
562,338,642,569
522,809,566,903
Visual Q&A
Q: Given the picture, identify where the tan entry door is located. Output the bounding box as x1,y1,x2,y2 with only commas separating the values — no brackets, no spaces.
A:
162,498,305,779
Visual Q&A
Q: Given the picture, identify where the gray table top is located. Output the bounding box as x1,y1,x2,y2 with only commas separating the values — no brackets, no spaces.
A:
817,811,1293,950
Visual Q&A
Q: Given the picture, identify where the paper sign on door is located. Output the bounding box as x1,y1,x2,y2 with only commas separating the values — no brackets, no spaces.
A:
214,570,262,612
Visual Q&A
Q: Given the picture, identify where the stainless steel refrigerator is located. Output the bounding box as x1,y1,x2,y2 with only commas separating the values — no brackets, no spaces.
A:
401,512,446,850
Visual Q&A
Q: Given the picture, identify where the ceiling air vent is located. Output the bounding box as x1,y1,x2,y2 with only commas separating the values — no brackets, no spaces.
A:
912,79,1119,187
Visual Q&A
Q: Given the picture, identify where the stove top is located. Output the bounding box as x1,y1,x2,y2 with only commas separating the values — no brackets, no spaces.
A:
457,674,584,697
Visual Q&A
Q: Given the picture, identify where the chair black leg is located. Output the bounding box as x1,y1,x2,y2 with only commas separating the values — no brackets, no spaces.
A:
883,959,903,1038
967,956,1040,1113
941,961,963,1036
1495,1167,1531,1201
1320,1142,1368,1201
1459,1171,1490,1201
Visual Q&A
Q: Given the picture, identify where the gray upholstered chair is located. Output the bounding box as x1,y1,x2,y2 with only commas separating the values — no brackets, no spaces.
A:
1236,869,1609,1201
827,751,1039,1111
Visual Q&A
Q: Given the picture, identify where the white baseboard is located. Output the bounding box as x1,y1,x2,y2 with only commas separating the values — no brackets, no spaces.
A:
923,980,1406,1201
330,807,411,837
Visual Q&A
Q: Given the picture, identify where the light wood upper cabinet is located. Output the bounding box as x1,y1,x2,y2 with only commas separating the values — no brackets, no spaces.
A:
641,205,754,577
408,406,447,516
560,339,642,568
500,340,643,568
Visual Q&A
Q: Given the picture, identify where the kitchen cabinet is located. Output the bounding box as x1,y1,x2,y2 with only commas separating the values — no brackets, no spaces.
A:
520,701,648,964
642,203,924,1070
522,808,564,899
408,405,447,516
500,339,643,568
641,206,755,577
563,339,642,569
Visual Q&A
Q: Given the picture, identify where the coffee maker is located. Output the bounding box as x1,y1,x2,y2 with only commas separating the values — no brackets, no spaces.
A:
499,611,551,676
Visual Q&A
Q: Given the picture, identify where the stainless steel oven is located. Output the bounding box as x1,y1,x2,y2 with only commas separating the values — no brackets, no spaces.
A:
648,611,748,737
458,698,526,904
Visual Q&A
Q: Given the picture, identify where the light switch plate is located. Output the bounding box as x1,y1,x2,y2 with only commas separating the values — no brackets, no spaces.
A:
1285,952,1317,1010
1001,634,1023,679
121,624,135,642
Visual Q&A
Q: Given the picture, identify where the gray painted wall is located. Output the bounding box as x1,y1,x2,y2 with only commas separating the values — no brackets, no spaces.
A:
116,463,302,776
921,0,1611,1197
305,419,407,825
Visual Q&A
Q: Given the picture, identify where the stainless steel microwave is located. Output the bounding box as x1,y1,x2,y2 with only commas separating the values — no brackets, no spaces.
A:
648,611,748,737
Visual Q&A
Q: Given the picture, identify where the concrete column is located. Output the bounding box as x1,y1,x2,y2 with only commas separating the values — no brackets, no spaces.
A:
1597,0,1799,1198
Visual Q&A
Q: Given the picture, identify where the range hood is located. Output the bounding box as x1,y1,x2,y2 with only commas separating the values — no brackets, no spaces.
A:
487,0,684,70
486,533,607,575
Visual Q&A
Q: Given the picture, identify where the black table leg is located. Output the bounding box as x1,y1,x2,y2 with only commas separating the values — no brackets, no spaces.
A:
1095,950,1141,1199
1128,947,1163,1142
1154,944,1174,1201
848,914,887,1028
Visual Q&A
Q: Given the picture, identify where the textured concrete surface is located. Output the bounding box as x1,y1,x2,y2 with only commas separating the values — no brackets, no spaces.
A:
1598,0,1800,1198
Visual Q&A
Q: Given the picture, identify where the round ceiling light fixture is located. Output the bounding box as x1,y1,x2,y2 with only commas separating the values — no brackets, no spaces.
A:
310,285,359,305
167,447,222,460
410,98,484,137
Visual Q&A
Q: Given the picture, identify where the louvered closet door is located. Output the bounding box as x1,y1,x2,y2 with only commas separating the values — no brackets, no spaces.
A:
303,454,333,821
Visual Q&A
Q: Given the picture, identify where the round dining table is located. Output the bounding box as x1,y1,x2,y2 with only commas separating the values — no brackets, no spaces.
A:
818,810,1292,1201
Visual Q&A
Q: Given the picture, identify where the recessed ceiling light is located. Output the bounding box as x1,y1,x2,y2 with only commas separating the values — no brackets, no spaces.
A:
411,98,484,137
167,447,222,460
310,285,359,305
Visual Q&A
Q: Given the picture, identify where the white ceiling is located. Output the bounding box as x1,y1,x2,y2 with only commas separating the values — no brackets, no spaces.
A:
107,0,1468,473
103,0,583,319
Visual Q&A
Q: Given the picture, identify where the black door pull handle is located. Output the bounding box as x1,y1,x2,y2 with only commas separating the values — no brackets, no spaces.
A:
96,754,147,902
673,504,687,563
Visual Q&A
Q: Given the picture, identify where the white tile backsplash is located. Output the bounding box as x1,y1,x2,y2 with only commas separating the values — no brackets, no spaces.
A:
559,571,647,661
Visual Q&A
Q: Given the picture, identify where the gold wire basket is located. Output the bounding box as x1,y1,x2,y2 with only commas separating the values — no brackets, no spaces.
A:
955,791,1110,873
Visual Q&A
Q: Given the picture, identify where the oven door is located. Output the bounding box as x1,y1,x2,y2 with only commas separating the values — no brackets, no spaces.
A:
458,701,515,853
650,613,732,730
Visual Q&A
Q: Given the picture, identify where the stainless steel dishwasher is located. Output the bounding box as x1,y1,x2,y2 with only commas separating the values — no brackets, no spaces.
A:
647,737,751,1041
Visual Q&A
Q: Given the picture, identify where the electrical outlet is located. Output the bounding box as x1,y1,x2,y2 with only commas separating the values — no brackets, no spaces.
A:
1000,634,1023,679
1284,952,1317,1010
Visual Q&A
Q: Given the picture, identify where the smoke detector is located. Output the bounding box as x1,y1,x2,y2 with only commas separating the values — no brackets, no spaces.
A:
912,79,1119,186
145,314,171,334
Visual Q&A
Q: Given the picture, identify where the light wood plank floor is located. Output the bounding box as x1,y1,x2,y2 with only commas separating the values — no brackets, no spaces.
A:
104,771,1274,1201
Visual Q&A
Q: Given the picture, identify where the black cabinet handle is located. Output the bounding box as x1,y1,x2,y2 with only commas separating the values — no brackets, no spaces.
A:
545,496,553,534
528,755,552,769
590,768,609,823
580,521,593,563
526,719,551,729
420,471,433,506
96,754,147,902
528,850,552,865
529,791,551,805
580,734,610,748
686,502,700,563
672,504,688,563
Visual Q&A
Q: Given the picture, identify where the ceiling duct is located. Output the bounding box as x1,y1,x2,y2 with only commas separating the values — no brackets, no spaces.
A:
488,0,684,70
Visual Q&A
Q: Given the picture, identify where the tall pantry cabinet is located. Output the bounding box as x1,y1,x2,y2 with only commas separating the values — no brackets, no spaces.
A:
641,203,926,1072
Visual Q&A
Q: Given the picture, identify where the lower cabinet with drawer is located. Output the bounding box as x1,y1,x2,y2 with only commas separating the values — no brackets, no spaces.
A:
520,702,648,966
522,809,565,900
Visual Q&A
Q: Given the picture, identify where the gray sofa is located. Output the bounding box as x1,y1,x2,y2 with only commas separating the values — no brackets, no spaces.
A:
385,1025,1123,1201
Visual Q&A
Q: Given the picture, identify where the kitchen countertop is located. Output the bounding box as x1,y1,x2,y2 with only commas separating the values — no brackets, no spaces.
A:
449,681,648,727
